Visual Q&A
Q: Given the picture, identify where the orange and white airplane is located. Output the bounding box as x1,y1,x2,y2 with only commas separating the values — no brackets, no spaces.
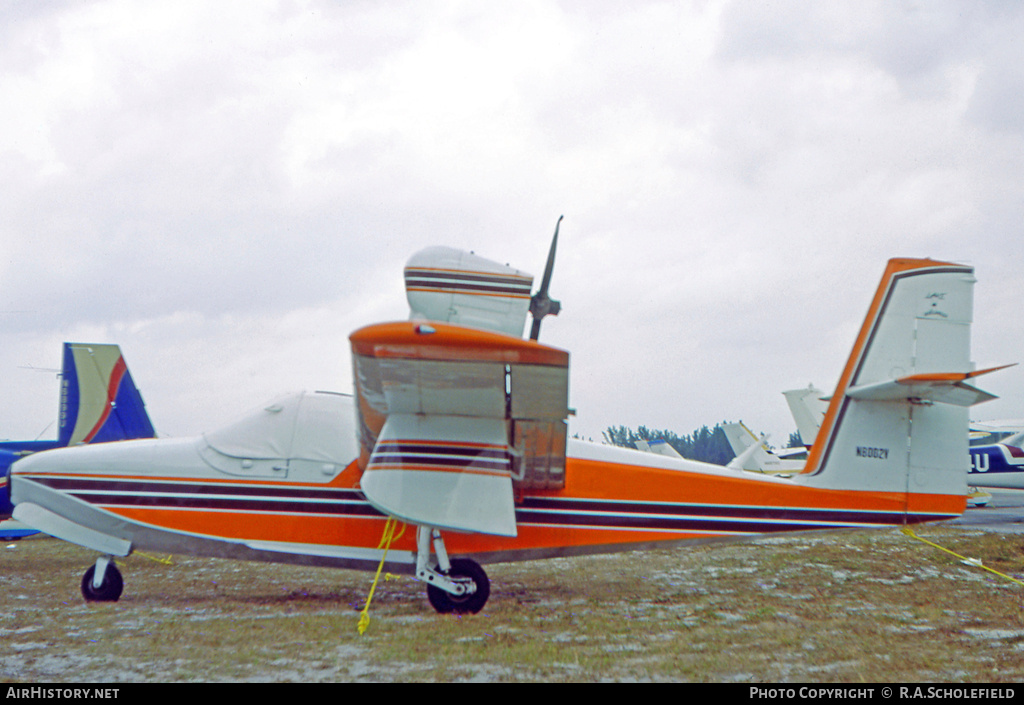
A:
9,227,1006,613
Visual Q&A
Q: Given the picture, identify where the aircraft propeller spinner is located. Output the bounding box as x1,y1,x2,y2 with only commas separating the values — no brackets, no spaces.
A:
529,215,563,341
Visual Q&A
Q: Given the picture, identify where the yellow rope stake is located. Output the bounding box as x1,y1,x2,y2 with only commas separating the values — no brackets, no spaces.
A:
901,526,1024,587
357,517,405,635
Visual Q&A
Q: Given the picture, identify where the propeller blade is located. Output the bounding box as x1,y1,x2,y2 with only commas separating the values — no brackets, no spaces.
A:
529,215,563,341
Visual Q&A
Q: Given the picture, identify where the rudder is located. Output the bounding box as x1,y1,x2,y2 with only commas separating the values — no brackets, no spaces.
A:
58,343,156,446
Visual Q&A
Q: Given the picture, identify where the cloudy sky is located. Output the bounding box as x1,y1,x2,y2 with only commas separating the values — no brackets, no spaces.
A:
2,0,1022,450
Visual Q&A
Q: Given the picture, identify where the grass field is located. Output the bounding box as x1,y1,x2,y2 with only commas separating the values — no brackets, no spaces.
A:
2,526,1023,682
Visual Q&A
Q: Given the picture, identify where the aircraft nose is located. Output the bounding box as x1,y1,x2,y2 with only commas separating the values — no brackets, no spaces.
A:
10,442,143,506
10,447,67,506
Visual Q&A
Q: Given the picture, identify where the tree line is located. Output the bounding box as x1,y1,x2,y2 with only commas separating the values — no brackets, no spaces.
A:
602,423,735,466
601,424,805,466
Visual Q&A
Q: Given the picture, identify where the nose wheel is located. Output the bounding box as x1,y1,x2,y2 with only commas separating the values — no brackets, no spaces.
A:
81,557,123,602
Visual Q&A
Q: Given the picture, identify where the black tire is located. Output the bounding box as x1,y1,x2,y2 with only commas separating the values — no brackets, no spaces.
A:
426,558,489,614
81,563,123,602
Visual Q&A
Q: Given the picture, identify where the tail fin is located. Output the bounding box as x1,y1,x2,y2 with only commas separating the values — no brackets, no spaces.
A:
782,385,826,447
635,438,684,459
57,343,156,446
721,422,758,457
722,422,771,471
722,422,805,474
801,259,1002,509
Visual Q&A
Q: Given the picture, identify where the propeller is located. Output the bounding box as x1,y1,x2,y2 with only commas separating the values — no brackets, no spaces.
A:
529,215,563,341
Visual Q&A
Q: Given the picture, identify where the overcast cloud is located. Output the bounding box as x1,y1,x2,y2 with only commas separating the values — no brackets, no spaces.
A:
2,0,1021,447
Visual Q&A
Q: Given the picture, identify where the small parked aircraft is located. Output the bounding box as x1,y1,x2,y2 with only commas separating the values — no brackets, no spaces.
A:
720,422,804,475
967,431,1024,490
1,343,156,539
10,233,1005,613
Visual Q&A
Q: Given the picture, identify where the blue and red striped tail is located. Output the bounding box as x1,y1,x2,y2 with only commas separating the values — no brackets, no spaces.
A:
57,343,156,446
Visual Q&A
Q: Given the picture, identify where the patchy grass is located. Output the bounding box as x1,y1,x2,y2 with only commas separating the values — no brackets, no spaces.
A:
2,526,1023,682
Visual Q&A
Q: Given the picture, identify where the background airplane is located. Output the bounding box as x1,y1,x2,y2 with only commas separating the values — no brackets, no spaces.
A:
633,438,684,459
720,422,804,475
9,247,1000,614
1,343,156,539
967,430,1024,490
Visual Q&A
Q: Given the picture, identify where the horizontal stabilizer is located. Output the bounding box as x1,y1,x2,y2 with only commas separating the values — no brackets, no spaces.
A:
846,365,1012,407
360,414,518,537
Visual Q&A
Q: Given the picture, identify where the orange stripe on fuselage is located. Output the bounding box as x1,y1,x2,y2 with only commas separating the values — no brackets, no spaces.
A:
77,450,962,560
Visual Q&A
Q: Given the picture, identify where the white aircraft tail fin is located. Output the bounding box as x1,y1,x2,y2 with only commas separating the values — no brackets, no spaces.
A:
634,438,684,459
722,422,803,474
782,385,827,447
722,422,766,471
800,259,1005,513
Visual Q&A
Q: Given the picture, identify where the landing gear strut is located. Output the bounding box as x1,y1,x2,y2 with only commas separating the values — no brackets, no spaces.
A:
81,556,123,602
416,527,490,614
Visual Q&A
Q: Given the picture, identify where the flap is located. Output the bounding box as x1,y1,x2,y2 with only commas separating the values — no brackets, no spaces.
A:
359,413,517,537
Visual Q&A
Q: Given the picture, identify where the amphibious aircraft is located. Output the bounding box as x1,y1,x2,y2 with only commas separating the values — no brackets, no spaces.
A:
1,343,156,539
10,234,1006,613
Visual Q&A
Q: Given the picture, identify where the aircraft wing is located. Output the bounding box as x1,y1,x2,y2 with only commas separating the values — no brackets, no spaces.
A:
351,321,570,538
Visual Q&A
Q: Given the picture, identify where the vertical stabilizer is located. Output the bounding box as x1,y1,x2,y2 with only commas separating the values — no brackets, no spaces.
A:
58,343,156,446
800,259,992,513
782,385,827,447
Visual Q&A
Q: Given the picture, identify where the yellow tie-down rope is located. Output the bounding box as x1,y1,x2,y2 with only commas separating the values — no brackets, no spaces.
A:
901,526,1024,587
357,516,406,635
131,551,173,565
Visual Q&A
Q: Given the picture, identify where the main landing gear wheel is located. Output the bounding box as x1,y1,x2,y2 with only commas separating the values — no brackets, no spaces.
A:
427,558,490,614
81,563,123,602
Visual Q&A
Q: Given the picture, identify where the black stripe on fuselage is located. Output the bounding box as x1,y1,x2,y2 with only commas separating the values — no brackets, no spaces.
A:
18,475,950,530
